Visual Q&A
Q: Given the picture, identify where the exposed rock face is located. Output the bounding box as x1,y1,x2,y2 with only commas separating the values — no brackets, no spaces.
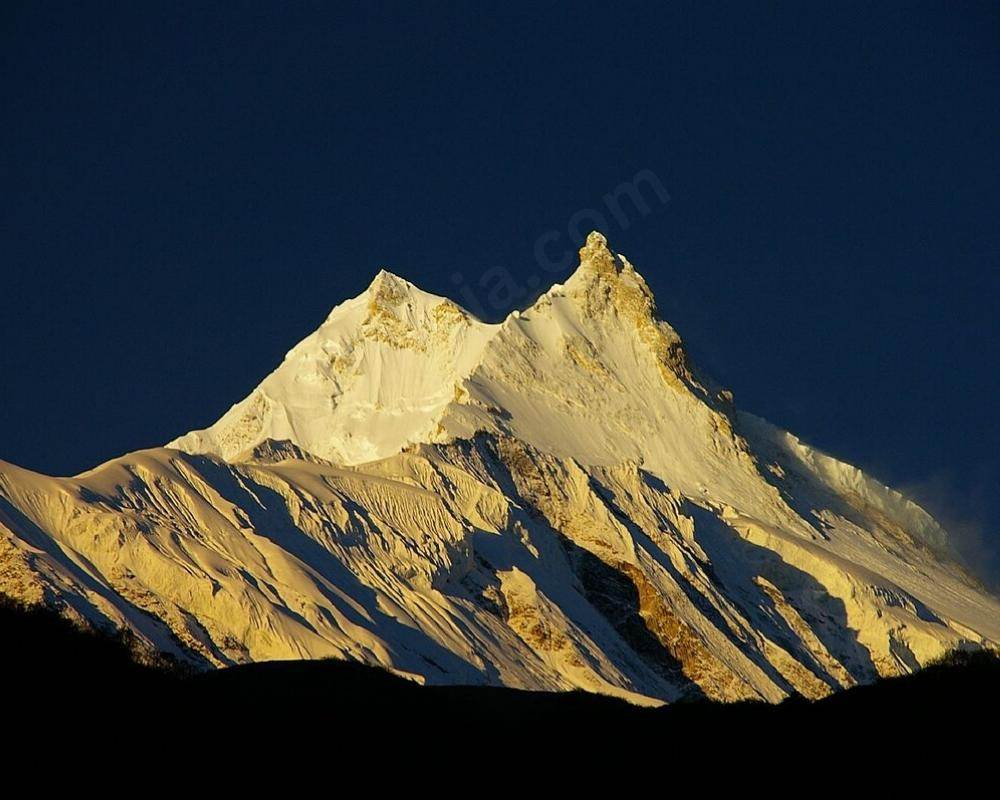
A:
566,232,698,394
2,232,998,703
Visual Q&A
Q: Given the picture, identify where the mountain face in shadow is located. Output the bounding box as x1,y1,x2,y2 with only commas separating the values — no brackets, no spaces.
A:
4,596,996,732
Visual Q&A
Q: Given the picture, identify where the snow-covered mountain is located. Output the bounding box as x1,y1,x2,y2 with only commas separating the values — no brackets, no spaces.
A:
2,232,997,703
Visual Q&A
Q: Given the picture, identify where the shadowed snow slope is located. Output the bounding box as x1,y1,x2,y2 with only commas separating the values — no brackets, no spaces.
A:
2,232,997,704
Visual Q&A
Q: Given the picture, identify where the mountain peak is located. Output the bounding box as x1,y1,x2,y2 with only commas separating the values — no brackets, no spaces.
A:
563,231,649,291
366,268,416,305
577,230,620,277
37,231,993,706
557,231,657,322
368,267,406,286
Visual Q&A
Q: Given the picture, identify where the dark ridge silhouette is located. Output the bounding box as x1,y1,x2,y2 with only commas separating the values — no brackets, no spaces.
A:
3,596,997,731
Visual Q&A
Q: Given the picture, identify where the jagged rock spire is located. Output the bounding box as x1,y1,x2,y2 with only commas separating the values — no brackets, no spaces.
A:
577,230,621,276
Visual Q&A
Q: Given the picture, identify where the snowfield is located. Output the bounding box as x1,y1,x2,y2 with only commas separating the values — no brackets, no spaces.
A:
2,232,997,703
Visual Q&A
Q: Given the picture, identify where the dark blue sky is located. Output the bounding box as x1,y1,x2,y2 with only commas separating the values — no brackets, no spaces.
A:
2,3,998,576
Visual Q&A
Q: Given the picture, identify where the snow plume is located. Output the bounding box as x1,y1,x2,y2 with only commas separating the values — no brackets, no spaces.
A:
902,471,1000,592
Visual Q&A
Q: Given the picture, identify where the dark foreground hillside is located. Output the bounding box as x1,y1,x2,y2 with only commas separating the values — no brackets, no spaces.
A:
4,597,997,733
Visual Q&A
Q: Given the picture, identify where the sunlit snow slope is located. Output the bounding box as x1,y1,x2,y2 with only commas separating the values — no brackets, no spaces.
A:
2,233,997,703
170,269,500,464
